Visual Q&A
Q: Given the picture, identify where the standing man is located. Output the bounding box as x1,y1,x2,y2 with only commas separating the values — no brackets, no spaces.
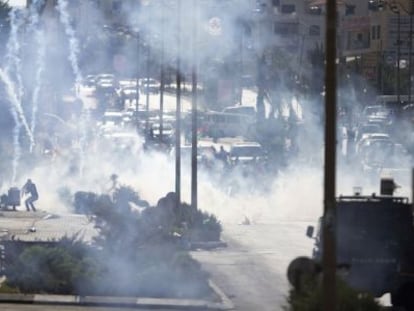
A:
22,179,38,212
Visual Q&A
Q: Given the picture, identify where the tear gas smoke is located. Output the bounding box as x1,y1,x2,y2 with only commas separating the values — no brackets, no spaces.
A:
0,70,33,143
28,0,46,150
56,0,88,176
5,8,25,102
10,107,21,184
0,1,412,225
56,0,82,86
3,8,28,181
0,69,34,183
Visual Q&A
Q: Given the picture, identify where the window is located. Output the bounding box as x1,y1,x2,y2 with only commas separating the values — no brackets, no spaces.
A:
376,25,381,39
274,22,298,36
308,5,322,15
309,25,321,36
345,5,355,16
281,4,295,14
255,0,267,13
368,0,379,11
371,25,381,40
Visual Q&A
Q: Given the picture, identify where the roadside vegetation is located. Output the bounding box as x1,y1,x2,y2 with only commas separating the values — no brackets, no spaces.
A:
285,272,383,311
0,186,222,299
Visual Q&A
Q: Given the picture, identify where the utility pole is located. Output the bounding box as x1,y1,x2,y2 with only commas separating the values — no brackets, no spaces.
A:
397,10,401,103
145,44,150,135
159,1,165,142
323,0,337,310
409,1,413,104
191,0,198,210
135,32,140,134
175,0,182,208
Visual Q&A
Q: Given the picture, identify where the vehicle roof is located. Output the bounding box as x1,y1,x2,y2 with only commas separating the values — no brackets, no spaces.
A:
103,131,140,138
104,111,123,116
231,142,262,147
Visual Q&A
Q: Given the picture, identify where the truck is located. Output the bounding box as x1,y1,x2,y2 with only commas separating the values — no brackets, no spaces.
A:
290,178,414,309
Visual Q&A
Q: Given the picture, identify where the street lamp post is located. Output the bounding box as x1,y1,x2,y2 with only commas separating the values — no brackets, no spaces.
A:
145,43,150,135
159,3,165,143
175,0,182,209
397,9,401,103
136,33,140,133
191,0,198,211
409,2,413,104
323,0,337,309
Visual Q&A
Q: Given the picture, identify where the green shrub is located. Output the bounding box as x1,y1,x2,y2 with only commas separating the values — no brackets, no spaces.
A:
0,283,20,294
285,277,383,311
4,238,104,295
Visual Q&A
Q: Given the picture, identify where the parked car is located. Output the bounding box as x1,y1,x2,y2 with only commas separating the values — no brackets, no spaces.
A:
120,86,139,101
140,78,160,94
228,142,266,164
97,110,125,134
356,132,391,154
84,74,96,87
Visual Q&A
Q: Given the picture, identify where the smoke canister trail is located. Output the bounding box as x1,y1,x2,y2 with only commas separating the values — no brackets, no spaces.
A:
28,0,46,151
11,121,22,183
30,31,45,152
5,8,34,149
56,0,88,176
3,8,33,179
1,69,22,184
0,69,35,148
56,0,83,86
5,8,25,104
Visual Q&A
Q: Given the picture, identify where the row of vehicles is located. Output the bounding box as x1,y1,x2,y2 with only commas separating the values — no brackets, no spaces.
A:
349,102,412,181
85,73,160,95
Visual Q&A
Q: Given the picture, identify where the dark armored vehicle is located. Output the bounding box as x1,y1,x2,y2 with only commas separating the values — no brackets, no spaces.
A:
296,178,414,309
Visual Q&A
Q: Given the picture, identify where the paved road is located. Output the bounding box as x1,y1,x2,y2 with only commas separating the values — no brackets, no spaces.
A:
192,222,313,311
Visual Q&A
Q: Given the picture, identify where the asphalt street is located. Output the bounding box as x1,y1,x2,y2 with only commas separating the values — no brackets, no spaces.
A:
192,222,313,311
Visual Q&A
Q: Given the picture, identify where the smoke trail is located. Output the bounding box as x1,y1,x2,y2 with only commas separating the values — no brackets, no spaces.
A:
56,0,88,176
5,8,25,102
0,69,24,184
27,0,46,151
3,8,34,181
0,69,34,146
56,0,83,86
29,31,45,152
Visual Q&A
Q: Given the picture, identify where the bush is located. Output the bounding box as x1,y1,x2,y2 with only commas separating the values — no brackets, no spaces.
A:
180,203,222,242
1,188,221,299
285,277,383,311
4,236,104,295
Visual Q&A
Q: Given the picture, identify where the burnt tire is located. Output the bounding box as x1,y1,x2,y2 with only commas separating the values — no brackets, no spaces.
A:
287,256,318,291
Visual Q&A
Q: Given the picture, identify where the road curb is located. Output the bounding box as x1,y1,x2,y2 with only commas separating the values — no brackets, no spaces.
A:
0,278,233,310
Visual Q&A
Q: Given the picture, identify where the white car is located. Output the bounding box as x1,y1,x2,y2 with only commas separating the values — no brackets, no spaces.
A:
356,133,391,154
139,78,160,94
97,111,124,133
103,131,144,152
229,142,266,164
120,86,139,101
